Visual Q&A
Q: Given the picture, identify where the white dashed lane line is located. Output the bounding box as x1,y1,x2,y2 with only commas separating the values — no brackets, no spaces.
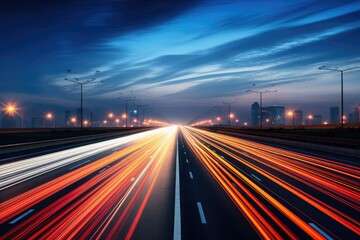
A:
9,209,34,225
251,174,262,182
197,202,207,224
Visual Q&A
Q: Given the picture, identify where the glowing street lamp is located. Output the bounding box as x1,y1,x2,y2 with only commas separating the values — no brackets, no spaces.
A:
45,112,55,128
287,111,294,126
108,113,114,118
103,120,107,127
115,118,120,127
223,101,236,128
3,103,23,128
308,114,313,125
84,120,89,126
5,104,16,114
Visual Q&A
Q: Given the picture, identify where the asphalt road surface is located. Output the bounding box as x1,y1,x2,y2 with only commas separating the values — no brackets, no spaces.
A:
1,126,359,239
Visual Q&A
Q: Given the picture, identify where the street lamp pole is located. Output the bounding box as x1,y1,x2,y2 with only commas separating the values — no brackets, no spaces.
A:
136,104,148,127
319,66,360,132
246,89,277,128
223,101,236,128
65,69,102,132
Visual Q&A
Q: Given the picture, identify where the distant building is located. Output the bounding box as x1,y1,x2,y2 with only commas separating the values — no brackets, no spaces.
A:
65,110,71,126
355,104,360,123
294,110,303,125
32,117,44,128
348,112,355,123
313,115,322,125
267,106,285,126
251,102,260,126
330,106,339,124
1,111,17,128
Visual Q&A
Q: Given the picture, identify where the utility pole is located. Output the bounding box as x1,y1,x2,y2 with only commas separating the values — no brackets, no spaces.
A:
65,69,102,132
223,101,236,128
246,89,277,129
319,65,360,134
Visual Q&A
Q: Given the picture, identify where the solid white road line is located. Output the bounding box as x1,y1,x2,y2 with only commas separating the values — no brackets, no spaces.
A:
197,202,207,224
186,159,189,164
9,209,34,224
309,223,333,240
189,171,193,179
173,136,181,240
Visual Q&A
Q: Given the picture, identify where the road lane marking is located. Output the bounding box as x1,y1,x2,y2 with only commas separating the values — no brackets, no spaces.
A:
197,202,207,224
189,171,193,179
9,209,34,224
173,136,181,240
309,223,333,240
98,168,107,174
186,159,189,163
69,160,90,170
184,151,186,154
131,177,135,182
251,174,262,182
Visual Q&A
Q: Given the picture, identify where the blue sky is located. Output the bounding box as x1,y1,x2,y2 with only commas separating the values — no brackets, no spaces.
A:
1,0,359,124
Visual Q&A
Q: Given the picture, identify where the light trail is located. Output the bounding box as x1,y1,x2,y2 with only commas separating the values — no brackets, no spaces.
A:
0,129,163,191
0,126,177,239
181,126,360,239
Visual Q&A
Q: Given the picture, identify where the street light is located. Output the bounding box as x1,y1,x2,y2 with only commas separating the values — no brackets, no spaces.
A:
246,89,277,128
135,104,148,127
223,101,236,128
287,111,294,126
3,103,25,128
319,65,360,131
119,92,140,128
65,69,102,132
45,112,55,128
308,114,313,125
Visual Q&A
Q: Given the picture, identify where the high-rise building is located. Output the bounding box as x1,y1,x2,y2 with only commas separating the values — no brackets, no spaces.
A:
251,102,260,126
330,106,339,124
294,110,303,125
267,106,285,126
1,111,17,128
348,112,355,123
313,115,322,125
355,104,360,123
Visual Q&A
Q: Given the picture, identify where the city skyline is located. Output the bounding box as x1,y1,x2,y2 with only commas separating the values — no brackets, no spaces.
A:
1,0,360,124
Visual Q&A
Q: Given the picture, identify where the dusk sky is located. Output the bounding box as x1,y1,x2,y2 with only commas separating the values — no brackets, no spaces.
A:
1,0,360,124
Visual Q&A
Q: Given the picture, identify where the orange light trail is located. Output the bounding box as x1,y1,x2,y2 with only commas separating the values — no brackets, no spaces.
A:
0,126,177,239
181,126,360,239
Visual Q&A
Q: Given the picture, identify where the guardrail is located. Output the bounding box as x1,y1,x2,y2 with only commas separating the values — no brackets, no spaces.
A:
201,127,360,158
0,128,153,155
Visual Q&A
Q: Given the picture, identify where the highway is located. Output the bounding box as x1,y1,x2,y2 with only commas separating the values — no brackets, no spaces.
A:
1,126,359,239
